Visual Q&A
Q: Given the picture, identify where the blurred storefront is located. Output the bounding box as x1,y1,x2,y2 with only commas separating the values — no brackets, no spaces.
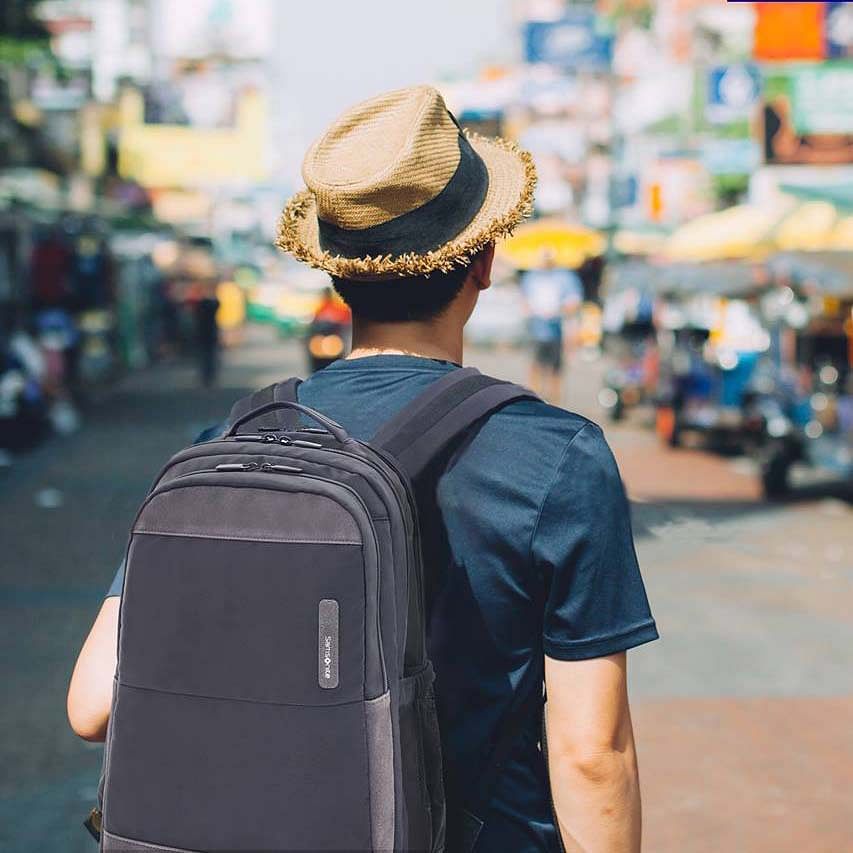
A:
0,0,286,452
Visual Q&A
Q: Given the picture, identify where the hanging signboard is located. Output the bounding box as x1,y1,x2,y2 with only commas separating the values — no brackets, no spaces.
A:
761,63,853,165
753,3,824,62
524,11,613,71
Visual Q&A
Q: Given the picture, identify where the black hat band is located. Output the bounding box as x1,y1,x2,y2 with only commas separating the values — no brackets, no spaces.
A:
317,133,489,260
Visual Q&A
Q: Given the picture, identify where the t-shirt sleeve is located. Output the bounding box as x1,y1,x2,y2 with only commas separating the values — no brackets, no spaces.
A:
104,422,222,600
533,422,658,660
106,559,125,598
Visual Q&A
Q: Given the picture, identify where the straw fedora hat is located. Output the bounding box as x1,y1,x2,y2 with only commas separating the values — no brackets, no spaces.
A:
277,85,536,280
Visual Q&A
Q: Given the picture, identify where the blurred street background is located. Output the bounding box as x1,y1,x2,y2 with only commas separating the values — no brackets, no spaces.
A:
1,1,852,851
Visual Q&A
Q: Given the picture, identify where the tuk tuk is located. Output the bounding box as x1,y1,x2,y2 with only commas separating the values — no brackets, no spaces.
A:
653,262,771,452
750,253,853,497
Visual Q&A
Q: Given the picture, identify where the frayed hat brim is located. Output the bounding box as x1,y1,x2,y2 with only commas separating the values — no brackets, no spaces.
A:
276,132,536,281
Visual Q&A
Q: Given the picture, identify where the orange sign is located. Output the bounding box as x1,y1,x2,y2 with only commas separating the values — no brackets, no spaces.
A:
754,3,825,62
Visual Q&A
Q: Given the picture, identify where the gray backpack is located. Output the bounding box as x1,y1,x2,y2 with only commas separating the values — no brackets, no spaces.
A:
97,368,535,852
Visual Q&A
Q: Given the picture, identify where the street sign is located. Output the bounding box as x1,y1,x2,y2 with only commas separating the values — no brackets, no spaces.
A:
706,64,761,125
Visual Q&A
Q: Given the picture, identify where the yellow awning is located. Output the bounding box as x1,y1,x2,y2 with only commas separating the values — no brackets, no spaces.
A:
497,218,605,270
773,201,839,251
662,204,782,263
827,216,853,251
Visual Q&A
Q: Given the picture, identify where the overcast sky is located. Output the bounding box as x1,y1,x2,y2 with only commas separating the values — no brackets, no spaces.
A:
272,0,516,158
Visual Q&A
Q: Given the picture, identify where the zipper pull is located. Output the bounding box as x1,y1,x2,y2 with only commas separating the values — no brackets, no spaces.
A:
215,462,260,472
261,463,303,474
291,438,323,449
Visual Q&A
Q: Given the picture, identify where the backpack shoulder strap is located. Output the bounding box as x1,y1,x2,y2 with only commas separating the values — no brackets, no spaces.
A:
375,368,543,842
226,377,302,433
371,367,538,480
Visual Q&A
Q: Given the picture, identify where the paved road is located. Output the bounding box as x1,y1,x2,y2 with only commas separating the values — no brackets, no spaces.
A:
1,328,851,851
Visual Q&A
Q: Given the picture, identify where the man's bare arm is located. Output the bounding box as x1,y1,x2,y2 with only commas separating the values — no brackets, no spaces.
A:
544,652,642,852
67,597,120,742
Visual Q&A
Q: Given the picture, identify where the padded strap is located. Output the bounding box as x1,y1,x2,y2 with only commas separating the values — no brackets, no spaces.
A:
375,367,542,839
226,377,302,432
371,368,537,480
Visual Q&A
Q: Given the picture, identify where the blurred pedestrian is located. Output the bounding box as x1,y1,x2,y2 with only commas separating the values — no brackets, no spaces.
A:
184,250,221,387
193,281,220,387
29,226,78,394
521,248,583,403
30,226,72,312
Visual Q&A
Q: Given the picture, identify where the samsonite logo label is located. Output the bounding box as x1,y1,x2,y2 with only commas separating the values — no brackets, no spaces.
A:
318,599,339,689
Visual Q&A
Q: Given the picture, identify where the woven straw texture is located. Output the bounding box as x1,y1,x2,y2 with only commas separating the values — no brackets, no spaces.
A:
277,85,537,281
303,86,461,229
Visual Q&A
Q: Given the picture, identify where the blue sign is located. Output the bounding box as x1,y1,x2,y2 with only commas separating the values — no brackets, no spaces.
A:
826,2,853,59
524,12,613,70
706,64,761,124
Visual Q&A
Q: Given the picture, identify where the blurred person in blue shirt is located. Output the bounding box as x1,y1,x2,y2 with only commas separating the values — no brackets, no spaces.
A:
521,249,583,404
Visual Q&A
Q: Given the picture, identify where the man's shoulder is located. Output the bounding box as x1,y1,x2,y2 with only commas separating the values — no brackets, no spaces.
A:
475,395,606,467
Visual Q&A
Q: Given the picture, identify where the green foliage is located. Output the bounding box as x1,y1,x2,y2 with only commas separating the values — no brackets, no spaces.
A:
0,35,50,65
0,0,51,67
602,0,654,30
711,174,749,206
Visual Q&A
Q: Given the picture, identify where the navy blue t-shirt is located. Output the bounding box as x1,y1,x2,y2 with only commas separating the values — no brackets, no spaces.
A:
107,355,657,852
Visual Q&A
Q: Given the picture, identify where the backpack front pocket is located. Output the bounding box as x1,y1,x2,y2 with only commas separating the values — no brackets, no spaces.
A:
104,478,390,851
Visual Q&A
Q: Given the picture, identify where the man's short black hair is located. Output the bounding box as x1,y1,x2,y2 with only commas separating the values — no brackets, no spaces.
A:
331,262,471,323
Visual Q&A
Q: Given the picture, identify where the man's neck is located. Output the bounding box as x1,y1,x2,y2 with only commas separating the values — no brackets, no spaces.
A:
347,317,464,364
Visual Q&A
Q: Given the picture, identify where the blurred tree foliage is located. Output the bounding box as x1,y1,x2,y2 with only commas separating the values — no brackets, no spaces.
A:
0,1,64,172
0,0,51,64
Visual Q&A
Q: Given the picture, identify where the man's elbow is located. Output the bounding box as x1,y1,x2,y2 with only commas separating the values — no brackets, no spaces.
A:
67,690,109,742
67,705,108,742
66,597,119,742
560,745,635,787
548,722,638,788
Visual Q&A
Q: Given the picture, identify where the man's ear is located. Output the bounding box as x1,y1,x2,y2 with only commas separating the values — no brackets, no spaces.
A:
470,243,495,291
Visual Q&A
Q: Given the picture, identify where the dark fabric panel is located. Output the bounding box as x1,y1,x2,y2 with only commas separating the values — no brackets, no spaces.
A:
104,685,373,851
136,485,362,544
317,133,489,259
120,536,366,705
418,677,446,851
152,444,412,691
143,470,384,699
398,665,442,853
